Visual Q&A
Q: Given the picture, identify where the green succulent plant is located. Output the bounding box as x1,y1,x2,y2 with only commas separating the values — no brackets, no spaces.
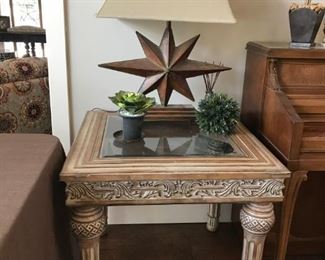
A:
109,90,155,115
196,93,240,136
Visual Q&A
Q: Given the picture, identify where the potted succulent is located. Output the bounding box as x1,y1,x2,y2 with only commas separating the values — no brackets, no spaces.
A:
289,0,325,46
109,90,155,141
196,92,240,136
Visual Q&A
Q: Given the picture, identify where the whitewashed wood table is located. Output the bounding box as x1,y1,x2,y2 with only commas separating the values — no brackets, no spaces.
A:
61,107,290,260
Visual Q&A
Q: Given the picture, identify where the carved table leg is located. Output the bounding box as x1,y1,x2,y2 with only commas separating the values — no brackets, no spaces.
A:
71,207,107,260
240,202,275,260
206,203,220,232
275,171,308,260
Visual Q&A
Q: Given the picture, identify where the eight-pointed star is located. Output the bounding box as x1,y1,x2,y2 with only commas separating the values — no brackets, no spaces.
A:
99,22,231,106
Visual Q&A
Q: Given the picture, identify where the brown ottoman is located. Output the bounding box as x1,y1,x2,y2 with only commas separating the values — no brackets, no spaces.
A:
0,134,73,260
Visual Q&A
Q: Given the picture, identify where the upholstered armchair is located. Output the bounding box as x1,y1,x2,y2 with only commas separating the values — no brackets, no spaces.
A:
0,57,51,133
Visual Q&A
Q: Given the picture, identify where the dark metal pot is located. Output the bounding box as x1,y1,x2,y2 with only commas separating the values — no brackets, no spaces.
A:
120,111,144,141
289,8,325,47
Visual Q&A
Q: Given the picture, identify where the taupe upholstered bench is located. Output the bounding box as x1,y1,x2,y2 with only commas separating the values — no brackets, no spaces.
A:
0,134,73,260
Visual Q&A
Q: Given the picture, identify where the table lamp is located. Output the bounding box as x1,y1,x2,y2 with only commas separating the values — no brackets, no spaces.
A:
97,0,236,106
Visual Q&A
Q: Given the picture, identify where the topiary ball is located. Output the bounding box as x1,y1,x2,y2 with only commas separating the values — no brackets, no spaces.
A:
196,93,240,136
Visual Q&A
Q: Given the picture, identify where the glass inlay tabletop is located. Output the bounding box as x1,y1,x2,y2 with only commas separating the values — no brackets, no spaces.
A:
100,116,242,158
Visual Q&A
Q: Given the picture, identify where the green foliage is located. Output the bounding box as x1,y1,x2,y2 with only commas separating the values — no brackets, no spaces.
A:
109,91,155,115
196,93,240,136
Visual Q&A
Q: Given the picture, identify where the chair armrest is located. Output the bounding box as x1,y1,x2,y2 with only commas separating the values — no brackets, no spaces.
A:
0,57,47,84
0,57,50,133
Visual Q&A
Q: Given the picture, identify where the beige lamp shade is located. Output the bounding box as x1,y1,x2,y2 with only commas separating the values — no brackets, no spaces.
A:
97,0,236,23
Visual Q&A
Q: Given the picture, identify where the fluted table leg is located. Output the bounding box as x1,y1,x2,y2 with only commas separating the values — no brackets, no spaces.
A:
71,207,107,260
240,202,275,260
206,203,220,232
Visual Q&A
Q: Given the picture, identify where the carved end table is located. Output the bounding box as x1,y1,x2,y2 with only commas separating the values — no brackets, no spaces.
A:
60,108,290,260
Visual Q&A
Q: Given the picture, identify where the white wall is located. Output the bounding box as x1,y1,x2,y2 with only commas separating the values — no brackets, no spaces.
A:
42,0,71,152
65,0,325,224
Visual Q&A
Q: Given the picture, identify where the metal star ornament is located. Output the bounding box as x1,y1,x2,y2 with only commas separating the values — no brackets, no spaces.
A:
99,22,231,106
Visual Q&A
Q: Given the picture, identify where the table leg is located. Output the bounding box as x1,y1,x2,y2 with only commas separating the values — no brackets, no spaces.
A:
206,203,220,232
240,202,275,260
71,207,107,260
275,171,308,260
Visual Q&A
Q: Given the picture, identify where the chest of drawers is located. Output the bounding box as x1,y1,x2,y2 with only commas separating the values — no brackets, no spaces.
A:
241,42,325,259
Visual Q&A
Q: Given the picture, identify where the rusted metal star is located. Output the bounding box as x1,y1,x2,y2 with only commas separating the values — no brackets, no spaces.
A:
99,22,231,106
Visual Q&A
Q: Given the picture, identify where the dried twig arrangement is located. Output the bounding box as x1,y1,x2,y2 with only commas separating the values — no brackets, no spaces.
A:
290,0,324,13
203,62,223,95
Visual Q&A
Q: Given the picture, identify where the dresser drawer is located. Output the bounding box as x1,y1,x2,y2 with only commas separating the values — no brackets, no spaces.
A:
301,121,325,153
278,60,325,88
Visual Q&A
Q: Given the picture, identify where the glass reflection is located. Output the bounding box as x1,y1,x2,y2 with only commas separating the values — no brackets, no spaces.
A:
101,116,239,158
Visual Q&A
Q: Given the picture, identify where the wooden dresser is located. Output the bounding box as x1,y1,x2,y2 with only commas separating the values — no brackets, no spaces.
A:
241,42,325,260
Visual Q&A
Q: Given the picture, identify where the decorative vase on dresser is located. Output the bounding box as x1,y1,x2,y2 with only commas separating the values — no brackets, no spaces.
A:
240,42,325,260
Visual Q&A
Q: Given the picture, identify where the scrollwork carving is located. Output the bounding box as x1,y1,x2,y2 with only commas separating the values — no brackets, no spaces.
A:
268,58,281,90
66,179,285,203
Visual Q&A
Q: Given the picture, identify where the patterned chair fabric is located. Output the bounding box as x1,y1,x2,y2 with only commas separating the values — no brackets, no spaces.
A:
0,57,51,133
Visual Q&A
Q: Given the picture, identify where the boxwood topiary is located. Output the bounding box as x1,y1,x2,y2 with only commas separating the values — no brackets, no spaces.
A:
196,93,240,136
